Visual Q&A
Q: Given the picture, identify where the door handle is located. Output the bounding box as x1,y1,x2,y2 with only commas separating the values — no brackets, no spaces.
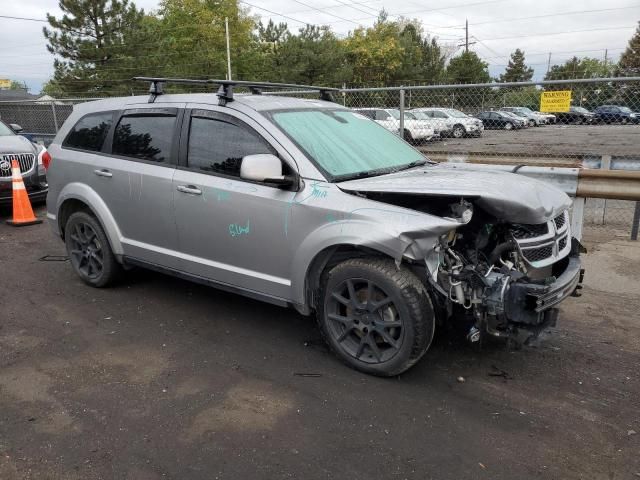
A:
176,185,202,195
94,169,112,178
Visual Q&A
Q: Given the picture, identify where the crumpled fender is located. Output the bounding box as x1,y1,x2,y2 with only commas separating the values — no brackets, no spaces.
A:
290,209,460,306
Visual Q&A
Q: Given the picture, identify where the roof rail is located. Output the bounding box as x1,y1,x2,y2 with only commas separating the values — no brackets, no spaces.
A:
132,77,339,105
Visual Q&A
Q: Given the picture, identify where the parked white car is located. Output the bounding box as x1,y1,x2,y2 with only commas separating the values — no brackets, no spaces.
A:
534,111,557,124
411,108,484,138
354,108,436,143
500,107,547,126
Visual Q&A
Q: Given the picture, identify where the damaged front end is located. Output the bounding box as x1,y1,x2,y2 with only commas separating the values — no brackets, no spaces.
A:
425,205,585,346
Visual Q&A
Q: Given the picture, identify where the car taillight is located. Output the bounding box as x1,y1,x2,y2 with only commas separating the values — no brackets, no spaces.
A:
39,150,52,170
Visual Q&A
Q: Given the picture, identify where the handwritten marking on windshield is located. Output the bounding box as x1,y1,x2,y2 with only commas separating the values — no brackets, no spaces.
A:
229,220,250,237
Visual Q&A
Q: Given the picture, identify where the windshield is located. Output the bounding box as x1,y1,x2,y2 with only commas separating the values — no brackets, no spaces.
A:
0,122,14,136
411,111,430,120
388,109,400,120
445,109,468,118
404,112,417,120
619,106,633,113
270,109,426,180
571,107,589,113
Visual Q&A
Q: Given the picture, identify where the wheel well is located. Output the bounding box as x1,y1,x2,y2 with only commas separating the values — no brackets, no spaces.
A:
304,245,393,313
453,123,465,130
58,199,93,239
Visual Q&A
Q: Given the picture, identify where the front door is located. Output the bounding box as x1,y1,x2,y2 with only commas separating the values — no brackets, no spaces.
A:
172,108,296,300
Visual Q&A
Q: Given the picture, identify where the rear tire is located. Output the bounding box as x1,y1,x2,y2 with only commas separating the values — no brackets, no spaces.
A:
317,258,435,376
64,211,121,287
403,129,414,143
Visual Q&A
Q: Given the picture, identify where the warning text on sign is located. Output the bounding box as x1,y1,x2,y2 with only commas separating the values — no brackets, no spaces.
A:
540,90,572,112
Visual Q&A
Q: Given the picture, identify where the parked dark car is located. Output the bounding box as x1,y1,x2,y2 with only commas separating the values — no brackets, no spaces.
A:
552,106,594,124
593,105,639,124
0,120,49,206
476,111,525,130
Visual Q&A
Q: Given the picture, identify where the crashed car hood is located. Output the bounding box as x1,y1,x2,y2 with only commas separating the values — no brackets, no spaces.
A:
0,135,36,154
337,163,572,224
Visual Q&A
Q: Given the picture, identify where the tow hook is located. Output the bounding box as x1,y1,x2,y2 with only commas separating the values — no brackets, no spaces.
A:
467,325,481,343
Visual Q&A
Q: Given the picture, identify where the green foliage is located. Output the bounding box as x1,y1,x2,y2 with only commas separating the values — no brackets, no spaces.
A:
445,51,491,84
498,49,534,83
544,56,611,80
617,21,640,77
43,0,145,95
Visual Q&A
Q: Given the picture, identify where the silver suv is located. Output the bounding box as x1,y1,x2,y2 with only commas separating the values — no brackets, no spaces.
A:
46,79,583,376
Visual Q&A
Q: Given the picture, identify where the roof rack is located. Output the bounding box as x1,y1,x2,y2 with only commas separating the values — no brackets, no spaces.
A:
133,77,339,105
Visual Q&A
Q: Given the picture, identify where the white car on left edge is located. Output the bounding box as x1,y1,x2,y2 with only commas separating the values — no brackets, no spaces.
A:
354,108,437,143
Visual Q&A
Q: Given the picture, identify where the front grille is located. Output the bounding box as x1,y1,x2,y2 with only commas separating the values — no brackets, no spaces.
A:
510,222,549,239
523,246,553,262
0,153,35,178
512,209,571,267
559,236,567,251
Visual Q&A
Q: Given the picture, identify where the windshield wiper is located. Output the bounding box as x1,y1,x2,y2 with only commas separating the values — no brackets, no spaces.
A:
335,160,430,182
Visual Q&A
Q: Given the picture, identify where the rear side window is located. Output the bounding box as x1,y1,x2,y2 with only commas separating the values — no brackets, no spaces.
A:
63,112,113,152
187,116,272,177
112,114,176,163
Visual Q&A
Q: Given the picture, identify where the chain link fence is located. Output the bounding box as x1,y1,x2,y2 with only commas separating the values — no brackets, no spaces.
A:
1,78,639,240
342,78,640,241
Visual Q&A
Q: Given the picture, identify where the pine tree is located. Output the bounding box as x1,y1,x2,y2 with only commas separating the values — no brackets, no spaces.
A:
618,21,640,77
43,0,144,96
498,49,534,83
446,51,491,84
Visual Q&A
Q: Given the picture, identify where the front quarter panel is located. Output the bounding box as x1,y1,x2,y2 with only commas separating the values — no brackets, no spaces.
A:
288,185,461,306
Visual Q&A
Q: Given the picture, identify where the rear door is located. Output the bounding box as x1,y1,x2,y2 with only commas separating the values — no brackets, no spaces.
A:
100,106,183,268
171,107,297,299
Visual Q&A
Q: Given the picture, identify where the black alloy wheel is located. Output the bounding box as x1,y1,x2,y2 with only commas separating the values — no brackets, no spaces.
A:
65,211,121,287
318,258,435,376
326,278,403,364
68,221,104,280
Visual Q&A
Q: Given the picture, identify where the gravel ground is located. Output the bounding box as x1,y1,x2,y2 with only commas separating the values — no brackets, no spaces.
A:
418,124,640,158
1,207,639,480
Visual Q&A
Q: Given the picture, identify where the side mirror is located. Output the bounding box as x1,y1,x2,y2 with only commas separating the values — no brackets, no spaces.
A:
240,154,294,187
9,123,23,133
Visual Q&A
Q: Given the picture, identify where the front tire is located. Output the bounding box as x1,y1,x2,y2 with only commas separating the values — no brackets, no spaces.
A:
452,124,465,138
317,258,435,376
504,122,513,130
65,211,121,287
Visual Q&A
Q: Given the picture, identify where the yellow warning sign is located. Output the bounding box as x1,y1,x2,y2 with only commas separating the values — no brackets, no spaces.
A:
0,79,11,89
540,90,572,112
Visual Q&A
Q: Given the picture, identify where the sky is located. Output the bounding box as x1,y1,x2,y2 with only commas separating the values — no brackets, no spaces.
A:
1,0,638,93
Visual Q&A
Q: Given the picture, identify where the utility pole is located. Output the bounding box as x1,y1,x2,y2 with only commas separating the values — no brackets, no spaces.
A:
225,17,232,81
604,49,608,73
546,52,552,74
457,19,476,53
465,19,469,53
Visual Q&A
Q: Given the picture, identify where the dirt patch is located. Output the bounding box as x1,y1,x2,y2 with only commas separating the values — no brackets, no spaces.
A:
184,380,295,440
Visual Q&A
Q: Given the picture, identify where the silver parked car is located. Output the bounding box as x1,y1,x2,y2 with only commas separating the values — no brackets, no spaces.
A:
46,79,584,376
0,120,50,206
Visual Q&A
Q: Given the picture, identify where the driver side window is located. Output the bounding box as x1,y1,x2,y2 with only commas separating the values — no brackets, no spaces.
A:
187,115,274,178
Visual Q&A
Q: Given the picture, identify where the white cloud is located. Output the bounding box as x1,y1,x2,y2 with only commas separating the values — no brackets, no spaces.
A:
0,0,637,92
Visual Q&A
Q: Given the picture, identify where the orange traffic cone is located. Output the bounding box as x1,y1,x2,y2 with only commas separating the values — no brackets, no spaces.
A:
6,159,42,227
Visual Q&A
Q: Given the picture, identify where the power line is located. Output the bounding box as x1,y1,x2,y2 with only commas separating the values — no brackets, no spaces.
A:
288,0,362,26
0,15,47,22
475,25,636,42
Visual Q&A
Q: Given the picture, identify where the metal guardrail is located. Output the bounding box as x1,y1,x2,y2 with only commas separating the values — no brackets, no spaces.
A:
454,162,640,240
